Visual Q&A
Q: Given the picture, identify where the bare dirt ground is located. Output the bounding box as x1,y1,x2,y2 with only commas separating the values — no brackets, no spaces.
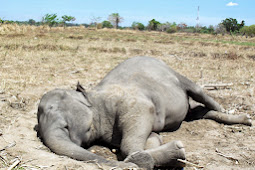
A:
0,26,255,169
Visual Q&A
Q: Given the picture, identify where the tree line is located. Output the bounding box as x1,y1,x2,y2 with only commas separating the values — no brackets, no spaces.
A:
1,13,254,36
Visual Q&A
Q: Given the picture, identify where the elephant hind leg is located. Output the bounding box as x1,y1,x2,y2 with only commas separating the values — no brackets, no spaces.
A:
186,105,252,126
203,110,252,126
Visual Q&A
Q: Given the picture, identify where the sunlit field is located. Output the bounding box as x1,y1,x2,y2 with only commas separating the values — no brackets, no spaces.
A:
0,25,255,169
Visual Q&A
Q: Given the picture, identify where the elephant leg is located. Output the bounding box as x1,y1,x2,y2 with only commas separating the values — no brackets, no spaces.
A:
186,104,252,126
120,100,186,169
124,132,185,169
144,132,163,150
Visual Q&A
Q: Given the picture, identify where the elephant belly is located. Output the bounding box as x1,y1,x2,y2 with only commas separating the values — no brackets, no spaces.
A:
160,89,189,132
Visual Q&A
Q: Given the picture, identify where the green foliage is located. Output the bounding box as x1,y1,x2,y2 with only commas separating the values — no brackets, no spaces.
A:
157,22,171,31
28,19,36,25
62,15,76,22
108,13,123,29
240,25,255,37
166,25,177,34
42,13,59,27
148,19,161,31
0,18,4,24
132,22,145,30
102,20,113,28
61,15,75,28
221,18,245,33
199,25,214,34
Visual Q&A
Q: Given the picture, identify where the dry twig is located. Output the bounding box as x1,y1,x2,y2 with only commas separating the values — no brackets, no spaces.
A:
7,158,21,170
0,155,8,166
215,148,239,163
202,83,233,90
0,141,16,151
177,159,204,168
84,160,105,170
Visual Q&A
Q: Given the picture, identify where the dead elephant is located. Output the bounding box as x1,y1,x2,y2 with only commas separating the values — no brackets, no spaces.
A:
37,56,252,169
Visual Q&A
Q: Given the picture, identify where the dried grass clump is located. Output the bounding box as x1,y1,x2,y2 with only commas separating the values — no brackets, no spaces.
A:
248,55,255,60
225,51,241,60
0,24,50,35
190,51,207,58
1,43,76,51
150,49,163,56
68,35,84,40
123,38,137,42
154,40,175,44
88,47,126,54
129,48,144,55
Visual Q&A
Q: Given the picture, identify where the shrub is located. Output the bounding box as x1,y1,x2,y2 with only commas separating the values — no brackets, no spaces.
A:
240,25,255,37
132,22,145,30
102,20,113,28
166,25,177,33
215,23,227,35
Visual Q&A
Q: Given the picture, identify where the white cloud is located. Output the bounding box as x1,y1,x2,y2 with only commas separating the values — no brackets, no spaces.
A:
226,2,239,6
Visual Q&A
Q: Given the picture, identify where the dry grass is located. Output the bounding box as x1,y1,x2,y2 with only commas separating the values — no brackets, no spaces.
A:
0,24,255,169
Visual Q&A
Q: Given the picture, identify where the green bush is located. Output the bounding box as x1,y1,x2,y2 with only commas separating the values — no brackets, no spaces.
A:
102,20,113,28
240,25,255,37
132,22,145,30
166,25,177,33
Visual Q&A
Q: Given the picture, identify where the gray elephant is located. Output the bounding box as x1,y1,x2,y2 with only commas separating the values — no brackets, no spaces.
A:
37,56,252,169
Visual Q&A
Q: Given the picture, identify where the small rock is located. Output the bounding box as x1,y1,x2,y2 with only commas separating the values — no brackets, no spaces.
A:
228,109,235,114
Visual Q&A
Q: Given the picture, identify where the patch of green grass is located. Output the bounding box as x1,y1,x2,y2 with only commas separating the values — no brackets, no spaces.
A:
213,40,255,46
170,35,255,47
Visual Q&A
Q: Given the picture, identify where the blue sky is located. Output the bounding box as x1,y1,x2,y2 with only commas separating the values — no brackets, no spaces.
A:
1,0,254,27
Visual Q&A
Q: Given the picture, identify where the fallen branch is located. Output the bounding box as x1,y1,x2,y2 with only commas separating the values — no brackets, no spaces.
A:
202,83,233,90
215,148,239,163
84,160,105,170
177,159,204,168
0,142,16,151
7,158,21,170
168,54,184,61
21,164,51,169
0,155,8,166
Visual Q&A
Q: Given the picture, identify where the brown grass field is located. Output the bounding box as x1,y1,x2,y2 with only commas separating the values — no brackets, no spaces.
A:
0,25,255,169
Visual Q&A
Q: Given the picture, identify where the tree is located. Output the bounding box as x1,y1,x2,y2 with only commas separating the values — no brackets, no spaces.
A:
147,19,161,31
28,19,36,25
215,23,227,35
221,18,245,33
177,23,187,31
240,25,255,37
166,24,178,34
102,20,113,28
132,22,145,30
157,22,171,32
42,13,59,27
61,15,76,28
89,16,101,29
108,13,123,29
0,18,4,24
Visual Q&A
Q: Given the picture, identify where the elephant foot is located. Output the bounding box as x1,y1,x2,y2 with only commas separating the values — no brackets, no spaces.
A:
239,114,252,126
146,140,186,168
124,151,155,170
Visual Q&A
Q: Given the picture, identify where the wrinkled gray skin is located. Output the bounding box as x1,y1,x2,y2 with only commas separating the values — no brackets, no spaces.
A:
37,56,252,169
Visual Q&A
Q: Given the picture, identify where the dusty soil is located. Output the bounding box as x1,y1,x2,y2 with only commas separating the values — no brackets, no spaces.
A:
0,27,255,169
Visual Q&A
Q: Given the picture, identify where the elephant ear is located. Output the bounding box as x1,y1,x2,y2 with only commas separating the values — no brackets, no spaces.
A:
76,82,92,107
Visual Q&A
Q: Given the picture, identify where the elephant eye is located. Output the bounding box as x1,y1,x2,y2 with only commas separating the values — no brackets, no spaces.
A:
64,125,69,130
